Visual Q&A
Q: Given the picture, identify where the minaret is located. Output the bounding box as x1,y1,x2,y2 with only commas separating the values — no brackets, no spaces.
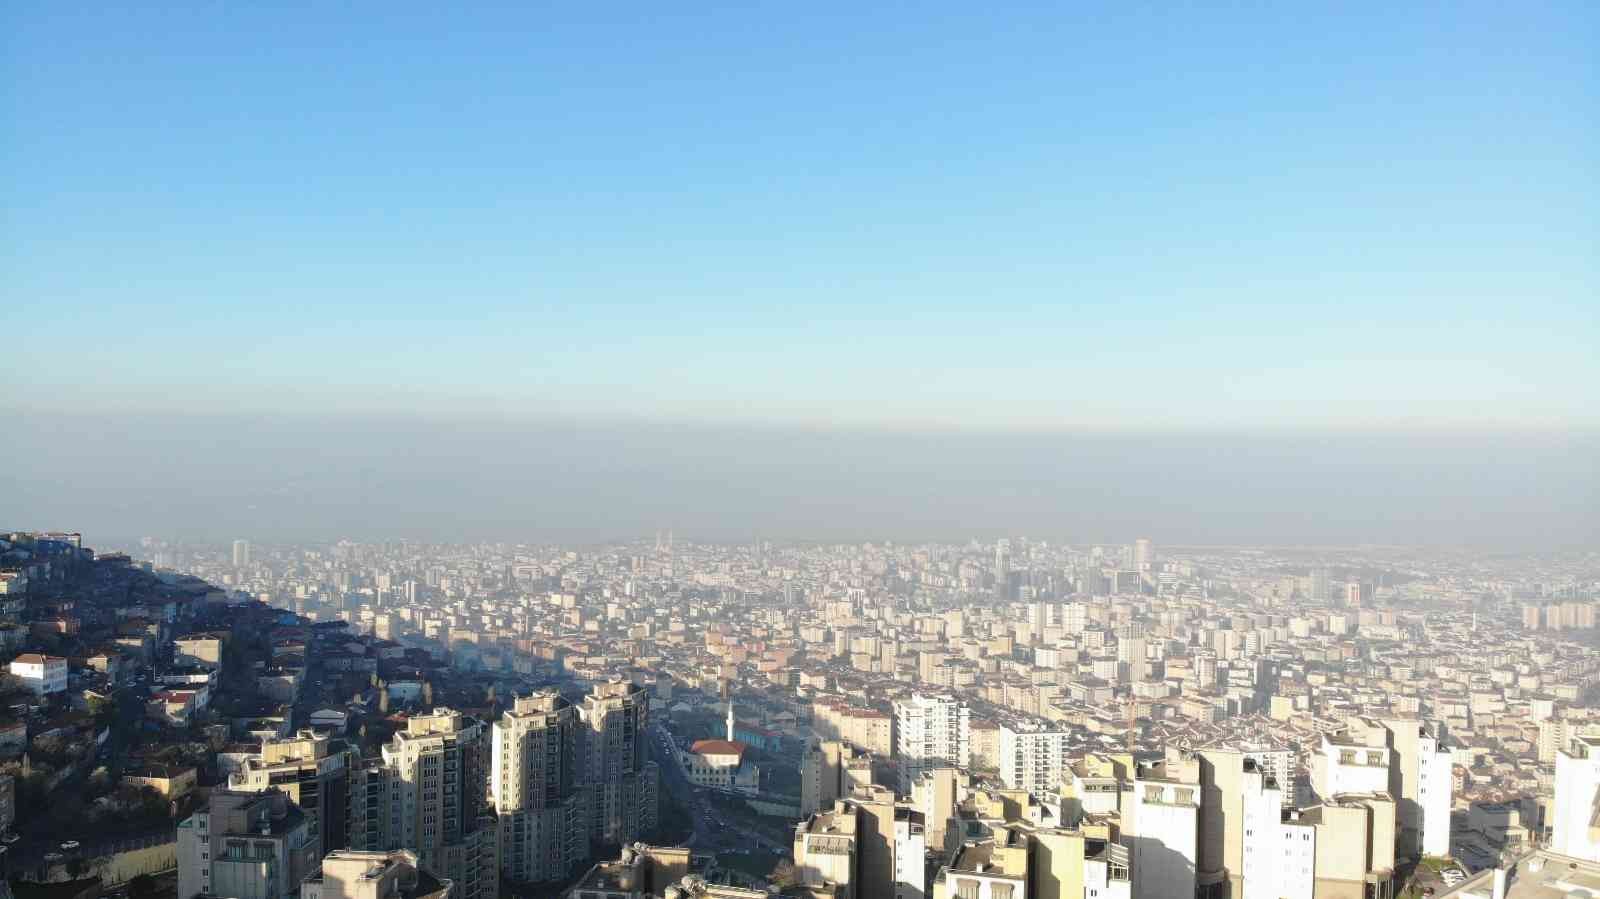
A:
726,696,735,741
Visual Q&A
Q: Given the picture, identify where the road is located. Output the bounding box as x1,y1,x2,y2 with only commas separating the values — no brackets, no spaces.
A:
647,724,791,859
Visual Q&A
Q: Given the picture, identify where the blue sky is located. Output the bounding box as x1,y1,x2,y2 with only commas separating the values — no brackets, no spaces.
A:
4,1,1596,429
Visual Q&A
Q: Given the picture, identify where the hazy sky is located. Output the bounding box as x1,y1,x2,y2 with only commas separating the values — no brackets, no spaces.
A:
2,4,1595,543
4,413,1596,547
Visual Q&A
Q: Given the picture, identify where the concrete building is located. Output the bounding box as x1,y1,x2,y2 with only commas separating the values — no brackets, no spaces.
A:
579,680,659,847
794,801,860,898
996,723,1074,795
1122,761,1200,899
895,694,971,791
1300,793,1396,899
373,709,497,899
801,740,854,818
490,691,589,885
911,766,970,854
7,653,66,696
1311,731,1392,800
231,730,353,855
1552,734,1600,863
564,844,693,899
932,825,1030,899
301,850,451,899
1239,761,1314,899
174,635,225,669
177,789,319,899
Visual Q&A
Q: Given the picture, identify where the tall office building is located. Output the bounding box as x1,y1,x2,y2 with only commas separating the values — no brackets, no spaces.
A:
349,709,497,899
579,680,659,847
994,538,1012,602
230,730,354,855
491,691,589,884
233,539,252,567
893,694,970,791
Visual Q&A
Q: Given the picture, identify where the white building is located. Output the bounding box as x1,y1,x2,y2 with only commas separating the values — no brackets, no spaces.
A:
1552,734,1600,862
997,723,1075,795
1240,763,1314,899
1123,774,1199,899
894,694,970,790
1310,733,1391,799
681,740,759,793
1419,731,1453,857
892,807,926,899
7,653,66,696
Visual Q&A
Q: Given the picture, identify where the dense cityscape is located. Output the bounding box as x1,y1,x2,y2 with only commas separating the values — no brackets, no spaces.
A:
1,530,1597,899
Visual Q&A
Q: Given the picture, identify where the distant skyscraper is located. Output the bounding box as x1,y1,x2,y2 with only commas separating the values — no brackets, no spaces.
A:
232,539,251,567
1310,567,1331,603
1133,537,1155,571
993,538,1011,601
1345,581,1372,608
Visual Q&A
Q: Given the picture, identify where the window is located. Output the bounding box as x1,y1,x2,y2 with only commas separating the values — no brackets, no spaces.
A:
955,880,980,899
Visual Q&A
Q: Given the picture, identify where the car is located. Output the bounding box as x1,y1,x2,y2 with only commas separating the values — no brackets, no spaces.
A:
60,841,80,851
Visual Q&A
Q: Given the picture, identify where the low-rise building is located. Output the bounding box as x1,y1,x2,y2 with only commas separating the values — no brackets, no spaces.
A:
8,653,67,696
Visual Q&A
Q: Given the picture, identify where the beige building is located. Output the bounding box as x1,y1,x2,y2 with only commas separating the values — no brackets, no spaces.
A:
125,764,198,800
231,730,353,854
932,825,1030,899
1300,793,1396,899
177,789,319,899
302,850,451,899
174,634,225,668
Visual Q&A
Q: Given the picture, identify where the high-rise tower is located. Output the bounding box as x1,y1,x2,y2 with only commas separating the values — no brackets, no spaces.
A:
491,691,589,884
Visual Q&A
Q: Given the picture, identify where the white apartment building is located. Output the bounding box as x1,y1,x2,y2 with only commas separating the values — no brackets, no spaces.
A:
1240,763,1314,899
1310,733,1391,799
997,723,1074,795
7,653,66,696
1418,731,1453,857
1552,734,1600,862
894,694,970,790
892,807,926,899
1123,774,1199,899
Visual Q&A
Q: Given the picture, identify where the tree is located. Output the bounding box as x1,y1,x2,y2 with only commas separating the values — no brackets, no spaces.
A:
770,859,799,888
